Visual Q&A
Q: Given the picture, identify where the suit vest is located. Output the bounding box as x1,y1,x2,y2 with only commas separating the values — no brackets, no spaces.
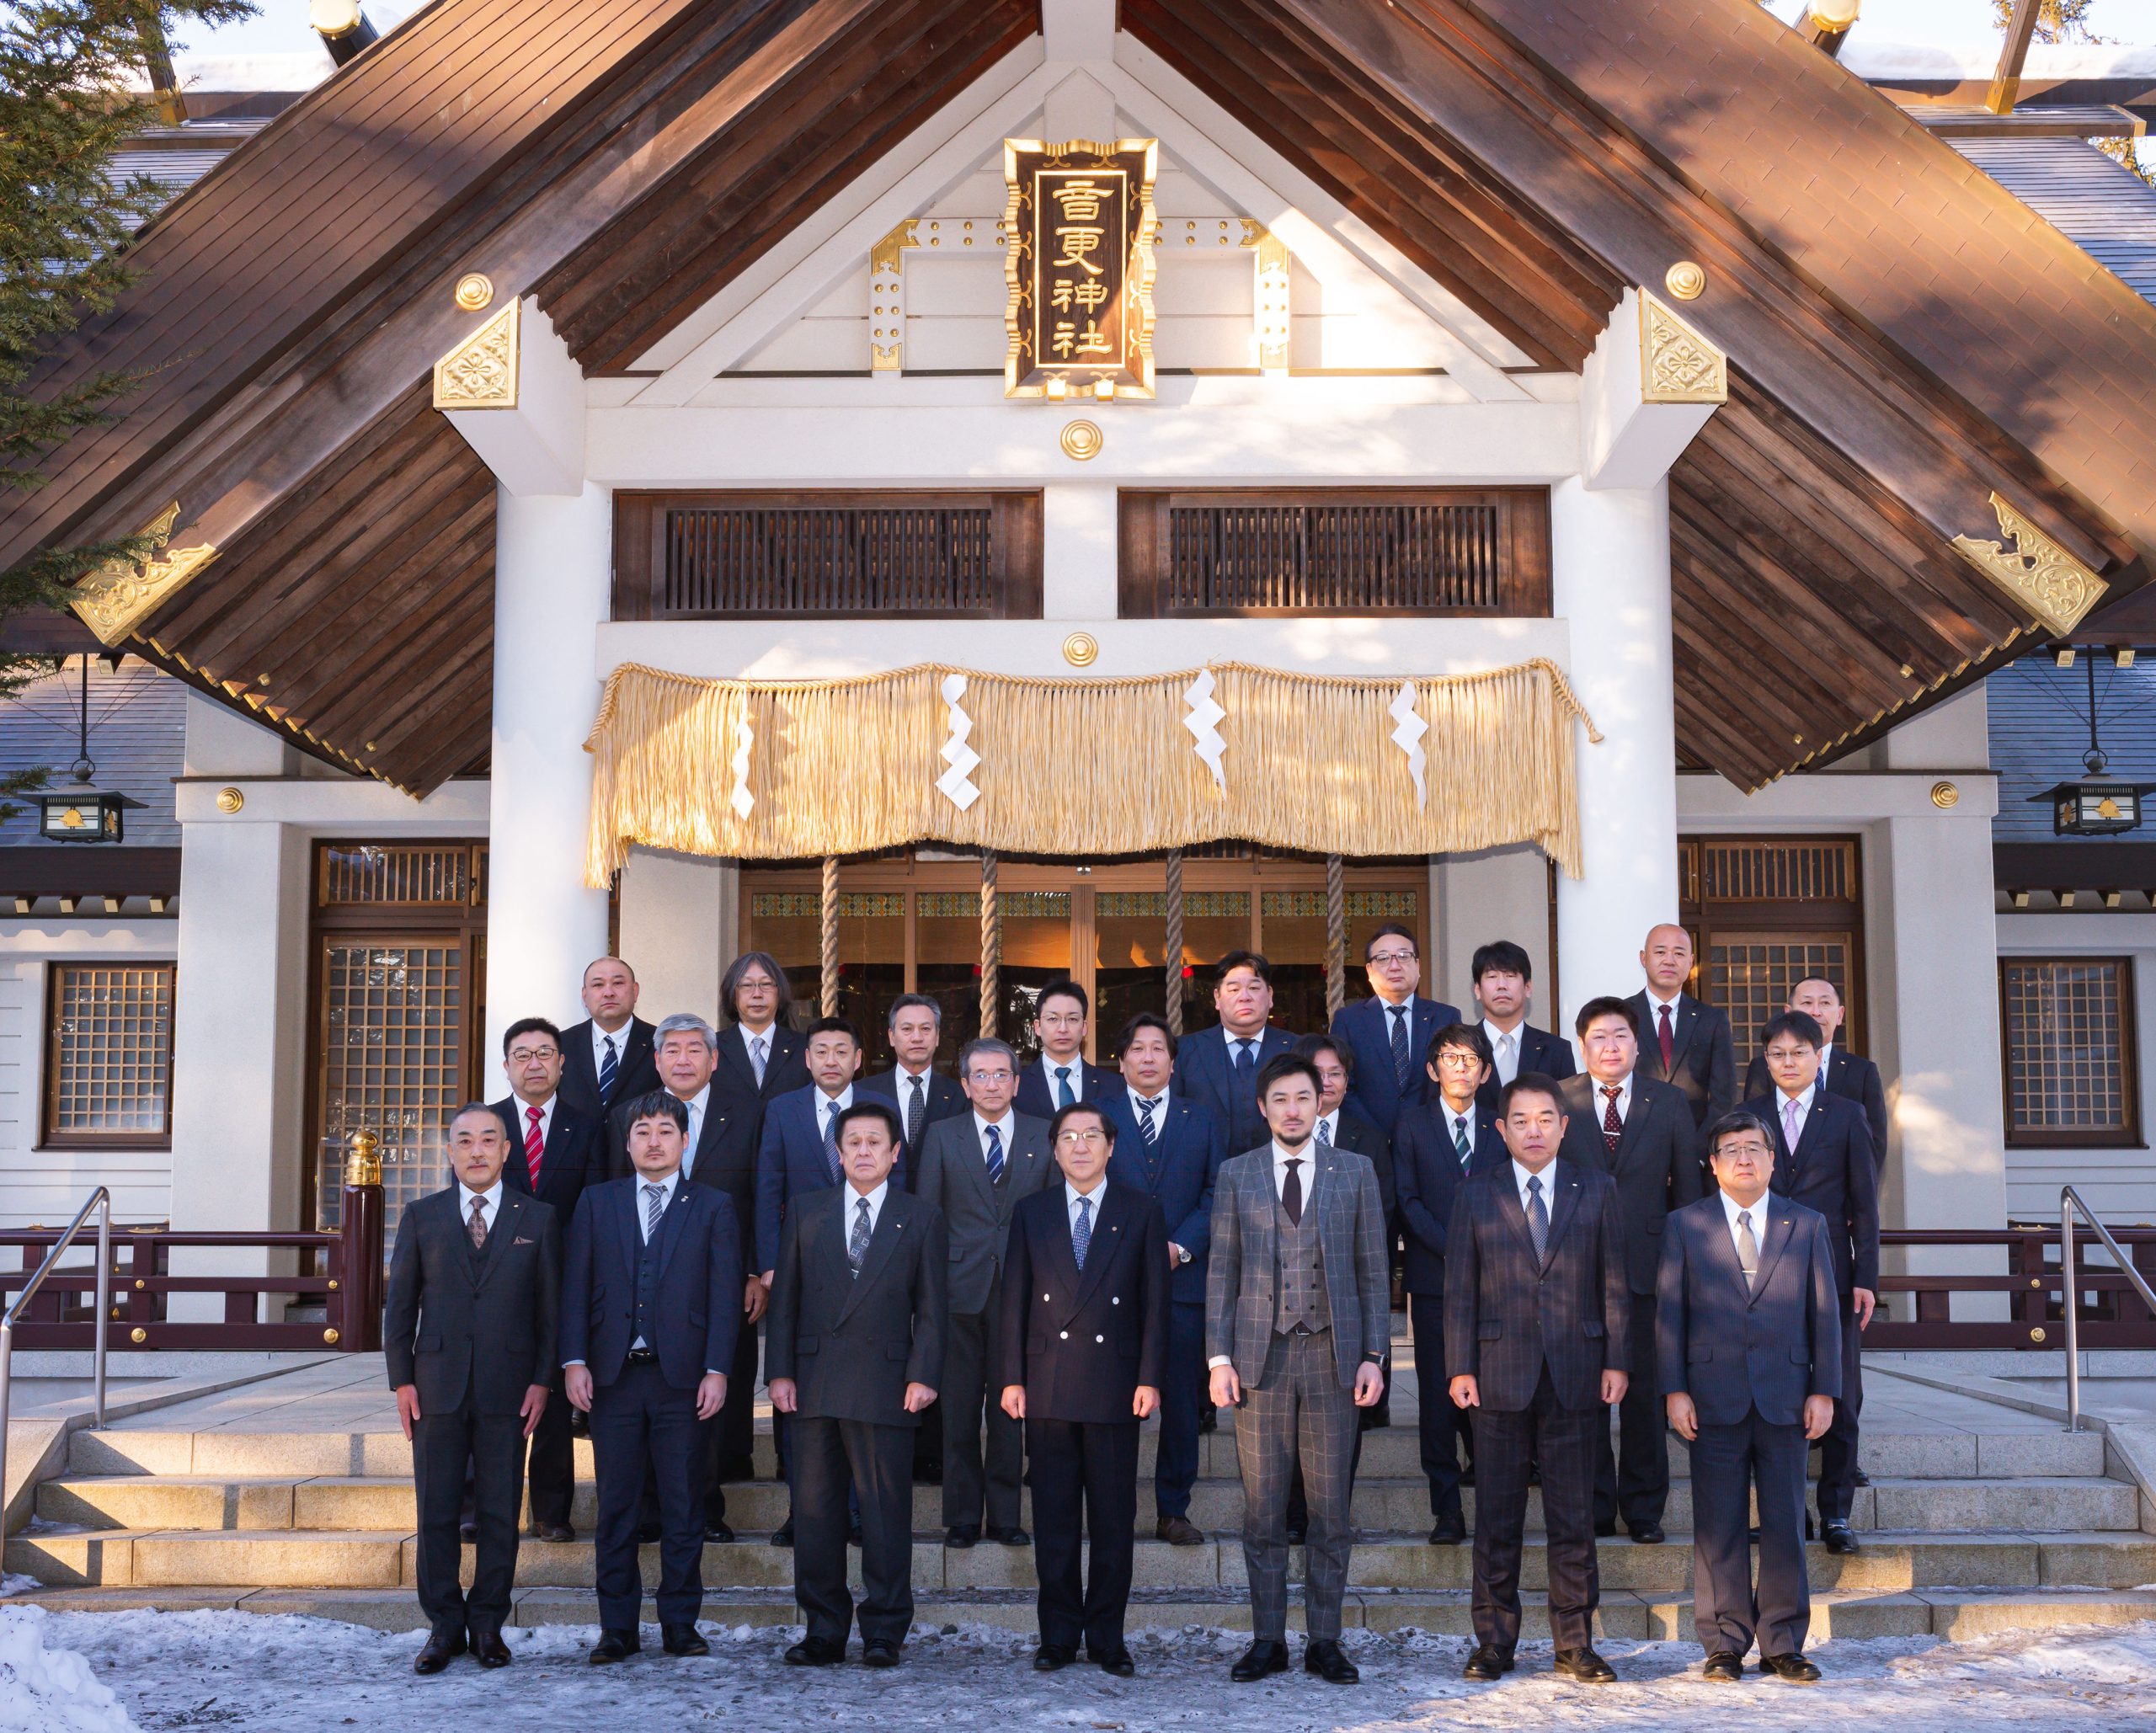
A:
1273,1181,1328,1336
633,1206,662,1347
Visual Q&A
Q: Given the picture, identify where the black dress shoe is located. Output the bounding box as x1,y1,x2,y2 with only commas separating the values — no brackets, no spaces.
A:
1156,1515,1205,1546
1304,1639,1359,1683
1428,1517,1466,1545
987,1524,1030,1546
662,1624,710,1656
1230,1638,1290,1682
1462,1644,1513,1682
469,1629,511,1668
414,1628,466,1674
1702,1650,1744,1682
1629,1522,1666,1545
1093,1646,1136,1677
848,1522,864,1548
637,1522,662,1545
1033,1644,1075,1672
1820,1522,1860,1554
536,1524,575,1544
704,1521,736,1544
862,1640,902,1667
587,1629,640,1665
945,1525,979,1549
1853,1467,1870,1487
1593,1519,1618,1538
772,1519,794,1548
458,1522,478,1545
1553,1646,1616,1683
1759,1651,1822,1682
1198,1408,1217,1433
1284,1525,1307,1545
785,1637,845,1666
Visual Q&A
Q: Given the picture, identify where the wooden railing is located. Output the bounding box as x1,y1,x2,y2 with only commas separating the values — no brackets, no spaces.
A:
1869,1225,2156,1351
0,1135,385,1354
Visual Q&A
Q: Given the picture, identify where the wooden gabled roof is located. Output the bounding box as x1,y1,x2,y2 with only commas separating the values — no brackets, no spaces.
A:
4,0,2152,794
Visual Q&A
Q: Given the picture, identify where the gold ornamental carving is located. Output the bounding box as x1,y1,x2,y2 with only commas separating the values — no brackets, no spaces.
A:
452,272,494,312
1061,632,1099,667
1003,137,1159,400
1639,291,1726,404
1059,419,1103,461
215,786,244,813
869,220,917,372
1951,493,2108,636
1930,781,1960,809
1664,260,1706,301
70,500,221,647
432,298,520,410
344,1128,383,1186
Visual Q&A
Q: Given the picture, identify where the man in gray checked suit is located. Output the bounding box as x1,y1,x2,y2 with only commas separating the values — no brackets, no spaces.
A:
1207,1052,1388,1687
911,1036,1053,1548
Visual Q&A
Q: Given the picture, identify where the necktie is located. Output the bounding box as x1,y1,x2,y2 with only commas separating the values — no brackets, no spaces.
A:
1054,1065,1075,1109
682,1101,700,1178
1282,1157,1305,1225
1073,1194,1093,1269
1737,1208,1759,1292
1601,1084,1622,1153
1657,1003,1674,1074
1137,1095,1161,1146
1315,1117,1332,1145
524,1104,545,1186
750,1034,768,1087
643,1182,665,1243
824,1100,843,1183
906,1074,926,1148
1453,1115,1473,1170
467,1193,488,1251
1784,1095,1804,1154
598,1035,618,1105
985,1123,1006,1185
1390,1005,1411,1090
848,1196,873,1277
1233,1038,1256,1081
1525,1173,1548,1264
1498,1031,1517,1083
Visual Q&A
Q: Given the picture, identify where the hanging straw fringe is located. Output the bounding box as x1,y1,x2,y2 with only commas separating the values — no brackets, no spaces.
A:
584,658,1600,888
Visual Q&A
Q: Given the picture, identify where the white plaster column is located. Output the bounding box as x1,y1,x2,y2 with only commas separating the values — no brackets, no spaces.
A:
1550,476,1679,1032
485,482,614,1095
616,848,730,1025
1042,481,1118,619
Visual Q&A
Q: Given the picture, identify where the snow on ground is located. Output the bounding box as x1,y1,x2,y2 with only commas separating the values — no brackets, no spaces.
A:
29,1609,2156,1730
0,1607,138,1733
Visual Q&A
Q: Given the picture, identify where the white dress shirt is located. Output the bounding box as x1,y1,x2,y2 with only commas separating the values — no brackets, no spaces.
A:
1127,1084,1170,1124
1065,1176,1107,1236
1588,1071,1634,1128
1510,1158,1556,1217
842,1177,889,1240
675,1084,712,1176
1721,1186,1768,1265
1774,1080,1818,1147
1040,1054,1087,1103
1271,1139,1321,1210
1437,1097,1480,1165
1483,1018,1524,1085
1375,994,1416,1054
456,1177,504,1238
1817,1041,1835,1080
1315,1107,1340,1145
973,1109,1017,1166
814,1083,856,1145
591,1021,630,1081
510,1092,556,1153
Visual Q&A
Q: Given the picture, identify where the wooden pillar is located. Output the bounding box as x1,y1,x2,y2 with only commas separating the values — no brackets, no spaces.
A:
1324,852,1347,1025
819,855,841,1016
979,849,1001,1039
337,1131,384,1353
1163,848,1186,1037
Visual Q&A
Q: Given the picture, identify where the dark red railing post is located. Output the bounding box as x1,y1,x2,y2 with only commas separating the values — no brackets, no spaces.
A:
335,1131,384,1352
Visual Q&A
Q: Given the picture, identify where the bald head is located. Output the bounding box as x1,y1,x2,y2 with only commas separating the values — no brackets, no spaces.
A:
581,955,640,1032
1640,924,1694,996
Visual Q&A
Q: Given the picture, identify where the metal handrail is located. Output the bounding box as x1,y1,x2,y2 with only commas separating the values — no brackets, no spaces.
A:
0,1186,111,1526
2062,1183,2156,1433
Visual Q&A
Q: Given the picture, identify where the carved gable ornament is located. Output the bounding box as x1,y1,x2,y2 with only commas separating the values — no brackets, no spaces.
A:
433,298,520,410
1639,291,1726,405
69,501,220,647
1003,137,1159,401
1951,493,2108,636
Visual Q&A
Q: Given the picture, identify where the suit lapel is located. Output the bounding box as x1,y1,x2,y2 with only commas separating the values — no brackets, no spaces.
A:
1695,1202,1754,1304
838,1195,909,1320
654,1181,694,1281
1609,1083,1653,1174
1790,1092,1827,1176
1749,1204,1797,1304
1542,1161,1583,1261
1492,1170,1540,1264
614,1181,642,1282
1670,995,1700,1065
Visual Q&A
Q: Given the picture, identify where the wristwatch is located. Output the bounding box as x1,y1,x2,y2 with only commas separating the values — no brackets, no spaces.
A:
1360,1351,1385,1367
1175,1245,1193,1266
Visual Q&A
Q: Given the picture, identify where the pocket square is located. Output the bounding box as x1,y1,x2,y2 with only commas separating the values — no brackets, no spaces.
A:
513,1236,536,1245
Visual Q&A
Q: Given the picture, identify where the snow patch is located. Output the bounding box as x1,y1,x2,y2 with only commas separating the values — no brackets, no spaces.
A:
0,1605,137,1733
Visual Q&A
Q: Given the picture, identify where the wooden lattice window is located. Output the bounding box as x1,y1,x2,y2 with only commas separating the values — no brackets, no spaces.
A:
42,962,174,1148
1118,488,1551,616
317,942,467,1224
1708,936,1854,1056
1696,840,1854,903
318,844,486,907
613,491,1044,619
2001,957,2140,1148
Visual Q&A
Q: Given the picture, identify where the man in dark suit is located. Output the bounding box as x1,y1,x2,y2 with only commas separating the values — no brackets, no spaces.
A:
1445,1074,1630,1687
711,949,810,1121
1208,1054,1389,1687
859,993,967,1170
1627,924,1735,1131
1741,977,1888,1160
1174,950,1298,1157
489,1016,600,1542
1556,996,1704,1544
1468,940,1576,1115
558,956,659,1123
768,1100,946,1669
1329,921,1460,1133
1660,1112,1843,1684
1393,1023,1501,1544
1742,1009,1880,1554
912,1037,1053,1547
561,1090,742,1665
386,1104,561,1673
1013,978,1120,1120
1097,1013,1225,1546
1001,1102,1171,1675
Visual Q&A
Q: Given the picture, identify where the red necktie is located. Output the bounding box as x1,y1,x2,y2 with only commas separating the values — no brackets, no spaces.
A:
1657,1002,1674,1074
523,1104,544,1187
1601,1084,1622,1153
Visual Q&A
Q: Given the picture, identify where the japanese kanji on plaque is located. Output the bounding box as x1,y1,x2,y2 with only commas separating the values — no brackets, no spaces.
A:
1001,136,1158,401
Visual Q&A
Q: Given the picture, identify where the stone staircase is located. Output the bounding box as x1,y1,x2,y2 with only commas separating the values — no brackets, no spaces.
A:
15,1403,2156,1639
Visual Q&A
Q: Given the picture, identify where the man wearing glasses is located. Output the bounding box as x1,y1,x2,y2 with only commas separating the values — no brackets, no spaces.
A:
1330,923,1460,1134
913,1037,1053,1548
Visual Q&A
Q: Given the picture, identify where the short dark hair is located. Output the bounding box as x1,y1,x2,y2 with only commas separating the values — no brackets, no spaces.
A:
720,951,796,1028
619,1089,687,1132
1471,939,1533,984
1364,922,1418,962
1254,1052,1323,1100
1049,1101,1116,1146
834,1100,902,1144
450,1100,504,1134
1117,1012,1178,1059
1214,949,1272,986
1761,1010,1825,1052
1294,1031,1353,1081
1428,1021,1494,1070
886,993,942,1028
1497,1071,1566,1118
804,1016,862,1048
503,1016,563,1056
1033,978,1089,1018
1790,977,1843,1004
1574,995,1640,1040
1705,1111,1774,1160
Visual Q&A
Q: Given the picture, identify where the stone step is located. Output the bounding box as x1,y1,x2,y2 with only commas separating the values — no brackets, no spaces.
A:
67,1421,2109,1483
36,1471,2141,1539
11,1581,2156,1644
17,1526,2156,1596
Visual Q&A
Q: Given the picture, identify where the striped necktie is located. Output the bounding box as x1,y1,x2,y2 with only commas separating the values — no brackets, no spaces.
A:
1390,1004,1412,1090
598,1035,618,1105
824,1099,843,1183
523,1104,545,1186
1137,1095,1161,1146
984,1123,1006,1185
1452,1113,1473,1170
